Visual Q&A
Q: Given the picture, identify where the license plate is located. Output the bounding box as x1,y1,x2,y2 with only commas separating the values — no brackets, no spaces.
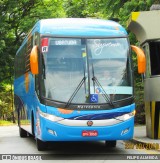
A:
82,130,98,137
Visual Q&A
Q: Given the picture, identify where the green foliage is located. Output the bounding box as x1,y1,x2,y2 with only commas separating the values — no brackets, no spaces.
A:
0,0,66,82
0,120,14,126
119,0,153,27
64,0,106,18
0,82,13,121
134,79,145,124
0,0,66,120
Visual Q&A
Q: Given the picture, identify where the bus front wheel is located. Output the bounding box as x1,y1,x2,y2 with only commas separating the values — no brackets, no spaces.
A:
36,138,47,151
105,140,117,148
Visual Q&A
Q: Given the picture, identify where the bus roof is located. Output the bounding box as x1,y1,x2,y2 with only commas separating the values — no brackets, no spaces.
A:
17,18,127,54
35,18,127,37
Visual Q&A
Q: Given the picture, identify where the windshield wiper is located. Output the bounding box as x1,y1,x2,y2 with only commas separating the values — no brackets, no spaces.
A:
65,76,87,108
92,76,114,107
91,64,114,107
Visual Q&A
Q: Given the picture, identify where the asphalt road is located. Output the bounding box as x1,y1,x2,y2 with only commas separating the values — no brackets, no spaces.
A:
0,125,159,163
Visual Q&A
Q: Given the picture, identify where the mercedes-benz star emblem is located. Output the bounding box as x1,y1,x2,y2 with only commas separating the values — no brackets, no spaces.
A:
87,121,93,126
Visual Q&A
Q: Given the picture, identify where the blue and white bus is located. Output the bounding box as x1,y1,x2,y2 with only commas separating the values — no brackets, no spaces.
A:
14,18,146,150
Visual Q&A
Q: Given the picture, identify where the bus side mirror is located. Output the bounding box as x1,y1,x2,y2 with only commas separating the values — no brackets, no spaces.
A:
30,45,39,75
131,45,146,74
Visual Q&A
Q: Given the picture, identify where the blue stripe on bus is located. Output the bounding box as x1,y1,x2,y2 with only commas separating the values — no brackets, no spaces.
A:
68,112,130,120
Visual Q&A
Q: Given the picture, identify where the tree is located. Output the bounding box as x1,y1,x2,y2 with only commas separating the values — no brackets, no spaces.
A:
0,0,66,81
0,83,13,120
64,0,105,18
0,0,65,121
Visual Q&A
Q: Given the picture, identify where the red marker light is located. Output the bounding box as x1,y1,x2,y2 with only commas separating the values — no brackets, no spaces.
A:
41,38,48,46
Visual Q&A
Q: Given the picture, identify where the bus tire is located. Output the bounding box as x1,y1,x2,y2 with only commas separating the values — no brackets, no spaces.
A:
36,138,47,151
105,140,116,148
19,127,28,138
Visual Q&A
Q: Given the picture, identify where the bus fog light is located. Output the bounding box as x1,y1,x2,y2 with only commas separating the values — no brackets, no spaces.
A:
48,129,57,136
121,128,129,135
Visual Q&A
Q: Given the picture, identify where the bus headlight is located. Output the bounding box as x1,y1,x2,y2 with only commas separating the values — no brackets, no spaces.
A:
38,108,64,122
117,110,136,121
123,114,130,120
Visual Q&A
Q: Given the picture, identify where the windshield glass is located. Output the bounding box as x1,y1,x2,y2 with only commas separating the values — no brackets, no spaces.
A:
41,37,132,104
87,38,132,102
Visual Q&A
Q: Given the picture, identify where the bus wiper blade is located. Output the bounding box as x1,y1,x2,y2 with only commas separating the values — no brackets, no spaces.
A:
65,76,86,108
92,76,114,107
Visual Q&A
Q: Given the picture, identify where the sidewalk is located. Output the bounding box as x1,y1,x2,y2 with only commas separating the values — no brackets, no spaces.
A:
130,126,160,151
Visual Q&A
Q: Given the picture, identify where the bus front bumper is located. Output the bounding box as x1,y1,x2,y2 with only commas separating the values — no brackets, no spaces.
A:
36,115,134,141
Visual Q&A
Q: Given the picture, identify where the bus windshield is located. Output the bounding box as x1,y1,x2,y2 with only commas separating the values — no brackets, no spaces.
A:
41,37,133,105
